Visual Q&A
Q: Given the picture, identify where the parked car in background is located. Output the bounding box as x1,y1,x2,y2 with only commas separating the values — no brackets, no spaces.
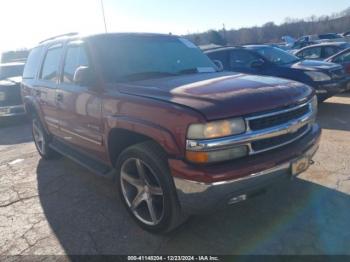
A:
288,40,317,54
205,45,350,101
318,33,345,41
294,42,350,60
22,33,321,233
325,48,350,91
0,62,26,118
0,50,29,63
326,47,350,74
301,33,349,43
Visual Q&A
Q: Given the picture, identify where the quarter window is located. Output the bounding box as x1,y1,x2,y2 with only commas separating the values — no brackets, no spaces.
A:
63,44,89,83
40,46,63,82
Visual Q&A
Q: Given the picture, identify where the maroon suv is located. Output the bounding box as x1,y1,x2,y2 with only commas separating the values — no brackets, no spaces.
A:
21,33,321,233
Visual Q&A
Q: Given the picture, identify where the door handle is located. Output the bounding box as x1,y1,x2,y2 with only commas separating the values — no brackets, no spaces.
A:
56,93,63,102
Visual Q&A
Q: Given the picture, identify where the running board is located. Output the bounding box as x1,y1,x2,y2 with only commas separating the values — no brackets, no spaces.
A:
49,138,115,179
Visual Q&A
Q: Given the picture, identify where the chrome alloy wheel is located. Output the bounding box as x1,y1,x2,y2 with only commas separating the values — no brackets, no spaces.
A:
32,119,46,155
120,158,164,226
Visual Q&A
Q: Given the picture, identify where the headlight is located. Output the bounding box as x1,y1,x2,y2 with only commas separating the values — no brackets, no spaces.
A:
305,71,331,82
187,118,246,139
186,118,247,163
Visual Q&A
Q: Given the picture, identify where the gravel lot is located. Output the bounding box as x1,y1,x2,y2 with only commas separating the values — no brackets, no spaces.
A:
0,94,350,256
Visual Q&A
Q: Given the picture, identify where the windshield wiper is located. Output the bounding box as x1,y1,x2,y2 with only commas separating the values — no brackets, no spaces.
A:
119,71,178,81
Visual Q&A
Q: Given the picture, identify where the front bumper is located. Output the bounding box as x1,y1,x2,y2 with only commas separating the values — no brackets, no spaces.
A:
172,124,321,214
0,105,26,117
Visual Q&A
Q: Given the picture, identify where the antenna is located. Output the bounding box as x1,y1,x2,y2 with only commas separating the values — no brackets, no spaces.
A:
100,0,108,33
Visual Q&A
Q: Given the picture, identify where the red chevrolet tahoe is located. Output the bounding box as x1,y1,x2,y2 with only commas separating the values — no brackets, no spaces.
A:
21,33,321,233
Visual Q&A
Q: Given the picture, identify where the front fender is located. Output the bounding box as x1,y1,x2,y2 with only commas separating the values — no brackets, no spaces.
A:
105,115,182,157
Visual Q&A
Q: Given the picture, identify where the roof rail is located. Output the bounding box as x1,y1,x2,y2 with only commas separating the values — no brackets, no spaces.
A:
39,32,79,44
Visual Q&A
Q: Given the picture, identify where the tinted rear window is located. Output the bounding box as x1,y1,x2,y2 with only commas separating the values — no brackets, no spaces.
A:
23,47,44,79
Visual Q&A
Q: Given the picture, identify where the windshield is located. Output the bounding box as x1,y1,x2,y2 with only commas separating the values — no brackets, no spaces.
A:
91,35,217,82
0,64,24,80
254,46,300,65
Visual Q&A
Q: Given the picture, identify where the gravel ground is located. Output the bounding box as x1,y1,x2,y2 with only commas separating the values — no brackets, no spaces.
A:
0,94,350,256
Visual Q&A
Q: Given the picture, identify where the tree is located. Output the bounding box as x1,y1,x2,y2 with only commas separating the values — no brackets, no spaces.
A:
207,30,226,45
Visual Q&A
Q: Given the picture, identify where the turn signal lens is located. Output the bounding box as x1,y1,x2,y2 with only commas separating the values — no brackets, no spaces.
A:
186,146,248,164
186,151,209,164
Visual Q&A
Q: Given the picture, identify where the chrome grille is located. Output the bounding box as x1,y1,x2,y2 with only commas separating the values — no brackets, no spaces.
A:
249,104,310,131
251,125,309,153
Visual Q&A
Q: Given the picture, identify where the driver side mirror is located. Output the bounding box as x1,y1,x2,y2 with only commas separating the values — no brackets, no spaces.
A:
251,59,265,68
73,66,95,87
212,59,224,71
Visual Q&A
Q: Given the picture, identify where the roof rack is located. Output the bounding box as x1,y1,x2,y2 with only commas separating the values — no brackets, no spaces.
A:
39,32,79,44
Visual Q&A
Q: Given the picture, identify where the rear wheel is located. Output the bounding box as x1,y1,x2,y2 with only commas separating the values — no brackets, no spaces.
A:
116,141,186,233
32,116,57,159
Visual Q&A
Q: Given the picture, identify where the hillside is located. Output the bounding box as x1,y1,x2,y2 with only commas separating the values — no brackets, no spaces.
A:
186,7,350,45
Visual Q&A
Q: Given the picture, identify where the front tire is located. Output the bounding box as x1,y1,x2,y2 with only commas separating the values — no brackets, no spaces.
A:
116,141,186,233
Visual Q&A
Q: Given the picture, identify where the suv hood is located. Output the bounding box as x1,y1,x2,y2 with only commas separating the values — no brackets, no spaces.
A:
287,60,341,71
117,72,313,120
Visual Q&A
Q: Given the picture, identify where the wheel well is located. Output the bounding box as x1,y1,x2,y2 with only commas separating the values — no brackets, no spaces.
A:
108,128,160,166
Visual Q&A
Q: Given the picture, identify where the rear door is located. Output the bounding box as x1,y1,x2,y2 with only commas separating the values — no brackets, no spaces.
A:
56,40,105,158
35,44,63,136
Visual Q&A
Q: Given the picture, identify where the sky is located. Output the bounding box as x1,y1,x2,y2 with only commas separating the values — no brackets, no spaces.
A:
0,0,349,51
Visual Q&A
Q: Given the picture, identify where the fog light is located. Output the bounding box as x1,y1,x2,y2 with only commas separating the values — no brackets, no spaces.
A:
186,145,248,164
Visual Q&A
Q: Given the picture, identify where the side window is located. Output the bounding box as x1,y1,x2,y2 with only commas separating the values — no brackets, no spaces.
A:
324,47,339,58
334,51,350,63
230,50,257,69
23,46,43,79
40,46,63,82
299,47,322,59
63,44,89,83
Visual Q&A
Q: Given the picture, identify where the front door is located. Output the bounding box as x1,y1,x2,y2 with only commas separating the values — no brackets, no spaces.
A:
56,41,105,160
229,49,262,74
